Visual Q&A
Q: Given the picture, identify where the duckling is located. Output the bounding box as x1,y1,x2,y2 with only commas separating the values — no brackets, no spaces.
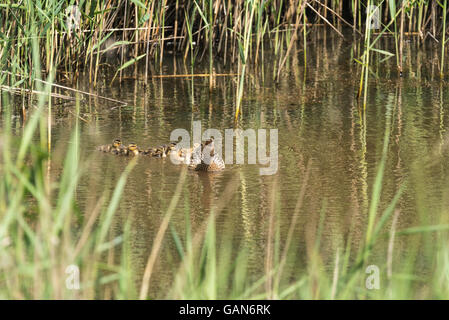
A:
111,144,125,155
169,147,189,164
143,147,157,156
166,142,177,155
153,145,168,158
162,144,171,157
98,138,122,153
123,143,140,156
151,148,163,158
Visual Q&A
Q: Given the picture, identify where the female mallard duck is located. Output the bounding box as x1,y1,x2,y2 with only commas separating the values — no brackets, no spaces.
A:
192,138,225,172
122,143,140,156
98,138,122,153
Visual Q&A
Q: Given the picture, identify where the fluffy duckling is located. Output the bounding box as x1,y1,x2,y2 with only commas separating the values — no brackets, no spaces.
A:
166,142,177,155
172,143,201,165
153,145,168,158
98,138,122,153
143,147,157,156
169,147,190,164
123,143,140,156
111,144,125,155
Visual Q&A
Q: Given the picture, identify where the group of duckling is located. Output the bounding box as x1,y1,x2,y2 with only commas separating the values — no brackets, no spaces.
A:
97,139,177,157
97,138,225,172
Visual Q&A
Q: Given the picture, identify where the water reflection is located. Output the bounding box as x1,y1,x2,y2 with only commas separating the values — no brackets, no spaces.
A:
11,29,449,297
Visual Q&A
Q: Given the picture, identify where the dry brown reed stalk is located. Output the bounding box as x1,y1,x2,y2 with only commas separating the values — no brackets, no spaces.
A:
399,1,405,75
273,160,311,291
264,177,278,299
306,2,344,38
36,79,127,106
72,198,105,259
139,167,188,300
0,86,74,101
330,248,340,299
276,1,307,81
312,0,362,35
149,73,238,78
168,174,241,298
387,210,400,280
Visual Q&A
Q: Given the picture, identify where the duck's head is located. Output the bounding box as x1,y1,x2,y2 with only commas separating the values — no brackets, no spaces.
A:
204,138,214,146
168,142,177,153
128,143,138,152
113,139,122,148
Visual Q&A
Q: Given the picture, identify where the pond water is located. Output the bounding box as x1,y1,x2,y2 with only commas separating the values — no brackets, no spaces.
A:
15,29,449,297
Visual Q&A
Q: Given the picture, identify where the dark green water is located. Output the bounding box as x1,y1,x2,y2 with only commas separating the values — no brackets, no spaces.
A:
13,30,449,297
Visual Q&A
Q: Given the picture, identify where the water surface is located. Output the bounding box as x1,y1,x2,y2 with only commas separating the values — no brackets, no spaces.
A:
17,30,449,297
